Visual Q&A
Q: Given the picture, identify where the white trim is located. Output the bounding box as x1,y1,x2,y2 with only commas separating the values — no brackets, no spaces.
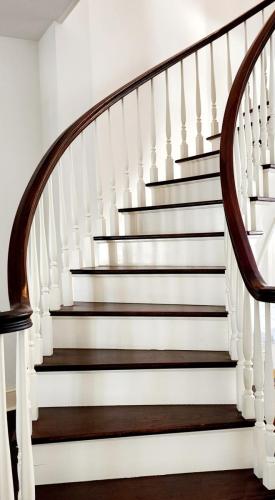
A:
6,389,16,412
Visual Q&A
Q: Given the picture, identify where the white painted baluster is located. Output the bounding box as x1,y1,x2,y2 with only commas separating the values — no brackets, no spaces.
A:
136,88,146,205
244,79,256,196
29,220,42,365
262,10,269,101
26,232,38,421
165,69,174,179
260,51,268,165
238,105,251,229
226,32,233,92
236,269,245,411
210,43,219,135
0,334,14,500
263,302,275,489
16,330,35,500
95,120,107,235
244,22,252,108
108,109,119,234
39,195,53,356
252,68,263,196
228,248,238,361
268,34,275,164
180,60,188,162
149,79,158,185
81,132,95,265
48,176,61,310
195,51,204,154
58,162,73,306
121,99,132,207
253,300,265,478
242,288,255,419
69,146,82,268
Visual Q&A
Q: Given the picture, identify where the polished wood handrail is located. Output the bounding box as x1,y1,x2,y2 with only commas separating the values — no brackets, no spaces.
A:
1,0,273,333
220,10,275,302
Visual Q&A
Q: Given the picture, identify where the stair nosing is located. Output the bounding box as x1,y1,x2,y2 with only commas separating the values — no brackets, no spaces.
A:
94,231,262,241
118,199,223,214
146,172,220,188
250,196,275,202
70,266,226,275
175,150,220,164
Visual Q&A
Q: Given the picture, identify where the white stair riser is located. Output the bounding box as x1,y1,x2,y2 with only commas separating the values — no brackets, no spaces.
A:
263,169,275,197
95,237,225,267
250,201,275,232
177,154,220,178
72,274,226,305
208,137,221,150
150,177,221,205
53,316,229,351
123,204,224,235
33,427,253,485
36,368,236,406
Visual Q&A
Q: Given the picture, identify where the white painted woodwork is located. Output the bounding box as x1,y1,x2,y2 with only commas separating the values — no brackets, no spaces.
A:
235,270,245,412
53,316,229,351
136,88,146,206
207,135,221,151
33,427,253,485
36,367,236,407
122,202,224,235
95,121,107,236
149,79,158,185
238,104,251,229
81,132,95,266
121,99,132,208
268,34,275,164
244,82,255,197
108,109,119,235
242,288,255,419
263,168,275,197
175,153,220,179
210,43,219,135
226,32,233,92
0,335,14,500
252,68,263,196
48,176,61,310
72,273,226,305
180,60,188,163
260,51,268,165
39,196,53,356
253,300,265,479
29,221,42,365
26,233,38,421
58,162,73,306
16,331,35,500
69,146,82,268
149,175,221,205
164,70,174,179
195,51,204,154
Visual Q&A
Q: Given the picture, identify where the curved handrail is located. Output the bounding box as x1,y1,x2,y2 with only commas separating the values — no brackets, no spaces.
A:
220,9,275,302
1,0,273,333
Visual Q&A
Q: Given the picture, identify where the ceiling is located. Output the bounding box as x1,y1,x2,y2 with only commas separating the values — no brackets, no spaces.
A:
0,0,79,41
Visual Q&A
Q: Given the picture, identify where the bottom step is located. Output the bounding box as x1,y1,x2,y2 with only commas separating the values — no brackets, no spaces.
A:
36,469,275,500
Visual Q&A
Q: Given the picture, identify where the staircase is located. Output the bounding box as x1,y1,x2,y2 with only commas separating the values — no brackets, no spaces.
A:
0,2,275,499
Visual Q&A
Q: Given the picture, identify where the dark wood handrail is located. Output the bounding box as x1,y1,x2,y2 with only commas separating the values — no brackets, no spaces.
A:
0,0,273,334
220,10,275,302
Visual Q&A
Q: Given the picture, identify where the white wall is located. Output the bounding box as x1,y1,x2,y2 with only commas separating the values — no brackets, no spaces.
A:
0,36,42,390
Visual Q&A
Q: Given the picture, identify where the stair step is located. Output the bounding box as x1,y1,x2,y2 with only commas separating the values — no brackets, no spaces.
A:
94,231,262,241
35,349,235,372
35,469,275,500
32,404,253,444
71,265,226,275
51,302,228,317
175,150,220,164
250,196,275,202
146,172,220,188
118,199,223,213
262,164,275,170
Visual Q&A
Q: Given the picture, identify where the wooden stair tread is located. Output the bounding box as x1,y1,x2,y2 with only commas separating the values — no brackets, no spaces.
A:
94,231,262,241
250,196,275,202
70,265,226,275
35,470,275,500
175,150,220,164
51,302,228,317
32,405,253,444
262,164,275,170
35,349,236,371
118,199,223,213
146,172,220,187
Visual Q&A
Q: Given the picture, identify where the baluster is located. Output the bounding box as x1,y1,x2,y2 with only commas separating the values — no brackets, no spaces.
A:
121,99,132,207
210,43,219,135
268,34,275,164
180,60,188,162
195,51,204,154
244,79,256,196
226,32,233,92
149,79,158,184
29,219,42,364
244,22,252,108
238,105,251,229
94,120,107,235
0,334,14,500
165,69,174,179
27,231,38,421
252,68,263,195
108,109,119,234
136,88,146,205
260,51,268,165
236,270,245,411
81,132,95,265
48,176,61,310
262,302,275,489
69,146,82,267
58,162,73,306
253,300,265,478
16,330,35,500
262,10,269,101
228,247,238,361
39,195,53,356
242,288,255,419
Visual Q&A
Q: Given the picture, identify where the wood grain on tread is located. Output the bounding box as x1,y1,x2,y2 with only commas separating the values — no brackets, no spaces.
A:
35,469,275,500
118,200,223,213
35,349,236,372
70,265,226,275
51,302,228,317
146,172,220,187
94,231,262,241
175,150,220,164
32,405,254,444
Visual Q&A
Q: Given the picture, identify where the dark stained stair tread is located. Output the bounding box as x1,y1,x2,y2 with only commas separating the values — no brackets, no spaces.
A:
35,470,275,500
70,265,226,275
146,172,220,187
262,164,275,170
175,150,220,164
51,302,228,317
250,196,275,202
206,133,221,140
118,199,223,213
94,231,262,241
32,405,254,444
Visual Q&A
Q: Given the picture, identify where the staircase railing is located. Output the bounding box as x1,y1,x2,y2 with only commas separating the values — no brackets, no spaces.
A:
0,1,274,497
220,9,275,489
